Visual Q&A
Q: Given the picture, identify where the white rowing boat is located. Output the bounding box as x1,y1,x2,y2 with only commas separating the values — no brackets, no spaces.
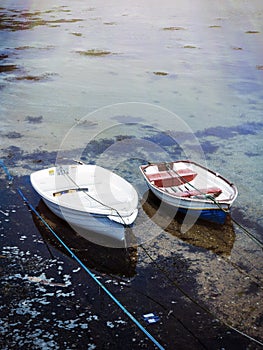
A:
139,160,238,224
30,163,138,241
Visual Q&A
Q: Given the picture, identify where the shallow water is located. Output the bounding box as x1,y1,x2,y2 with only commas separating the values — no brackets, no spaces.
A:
1,0,263,349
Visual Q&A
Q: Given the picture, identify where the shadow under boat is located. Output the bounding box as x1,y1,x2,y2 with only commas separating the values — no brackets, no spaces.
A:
32,200,138,278
142,191,236,256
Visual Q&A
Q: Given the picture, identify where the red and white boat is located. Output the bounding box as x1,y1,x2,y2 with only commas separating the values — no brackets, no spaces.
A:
139,160,238,224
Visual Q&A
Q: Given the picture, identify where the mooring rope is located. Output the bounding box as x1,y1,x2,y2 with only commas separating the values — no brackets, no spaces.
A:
0,161,165,350
0,159,13,182
140,244,263,347
18,189,165,350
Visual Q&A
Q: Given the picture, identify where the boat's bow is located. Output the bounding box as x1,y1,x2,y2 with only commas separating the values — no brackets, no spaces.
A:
108,208,138,226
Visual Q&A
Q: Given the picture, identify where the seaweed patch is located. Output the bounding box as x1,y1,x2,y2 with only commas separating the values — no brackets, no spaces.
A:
104,22,117,26
4,132,23,139
0,64,18,73
245,30,260,34
183,45,197,49
15,45,55,51
75,119,97,127
196,122,263,139
0,8,83,32
6,72,57,82
163,26,185,31
76,49,112,57
71,32,82,36
0,53,9,60
25,116,43,124
1,145,24,160
153,71,168,76
244,151,260,157
144,132,176,147
81,139,115,161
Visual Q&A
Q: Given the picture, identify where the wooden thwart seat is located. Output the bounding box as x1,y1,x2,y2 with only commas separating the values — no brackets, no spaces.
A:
53,187,89,196
173,187,222,198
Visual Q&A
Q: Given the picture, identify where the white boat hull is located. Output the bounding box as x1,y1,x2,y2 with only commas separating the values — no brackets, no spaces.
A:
30,164,138,241
42,197,127,241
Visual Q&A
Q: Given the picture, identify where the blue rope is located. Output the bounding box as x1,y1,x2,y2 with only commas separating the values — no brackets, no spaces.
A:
16,186,165,350
0,159,14,182
0,160,165,348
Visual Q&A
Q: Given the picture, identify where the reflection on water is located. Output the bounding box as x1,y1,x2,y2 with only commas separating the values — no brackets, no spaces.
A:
32,200,138,277
142,190,235,255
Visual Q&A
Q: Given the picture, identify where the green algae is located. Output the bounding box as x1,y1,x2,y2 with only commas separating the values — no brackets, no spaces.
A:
0,8,83,32
71,32,82,36
0,64,18,73
245,30,260,34
183,45,197,49
153,71,168,76
76,49,112,57
104,22,117,25
163,26,185,31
